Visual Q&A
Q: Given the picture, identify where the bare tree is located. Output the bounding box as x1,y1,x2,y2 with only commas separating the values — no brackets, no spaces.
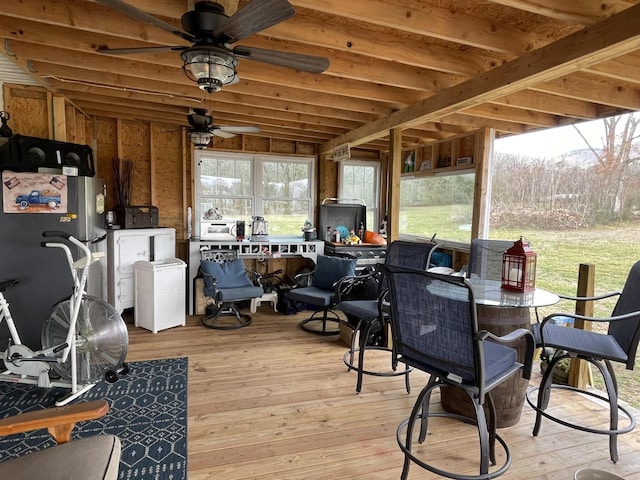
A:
573,114,640,220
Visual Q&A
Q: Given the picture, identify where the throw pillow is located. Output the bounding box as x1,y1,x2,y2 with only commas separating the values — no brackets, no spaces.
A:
313,255,357,290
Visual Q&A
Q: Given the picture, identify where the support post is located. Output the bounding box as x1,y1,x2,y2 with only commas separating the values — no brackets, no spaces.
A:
568,263,595,388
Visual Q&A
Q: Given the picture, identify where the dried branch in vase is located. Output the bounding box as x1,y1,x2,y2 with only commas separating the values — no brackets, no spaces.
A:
113,158,134,206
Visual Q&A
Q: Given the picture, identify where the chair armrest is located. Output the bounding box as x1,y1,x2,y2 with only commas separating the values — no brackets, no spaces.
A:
0,399,109,444
293,270,314,287
558,291,621,302
477,328,535,379
335,270,380,302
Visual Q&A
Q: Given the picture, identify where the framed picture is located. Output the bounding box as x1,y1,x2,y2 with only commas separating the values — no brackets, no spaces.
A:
456,156,473,166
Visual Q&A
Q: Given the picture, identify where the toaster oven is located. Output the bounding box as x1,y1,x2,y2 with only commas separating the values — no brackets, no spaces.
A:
200,220,240,240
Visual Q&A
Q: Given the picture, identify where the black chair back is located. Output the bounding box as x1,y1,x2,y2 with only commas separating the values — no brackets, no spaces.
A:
609,260,640,368
468,239,513,281
379,240,438,292
382,265,483,388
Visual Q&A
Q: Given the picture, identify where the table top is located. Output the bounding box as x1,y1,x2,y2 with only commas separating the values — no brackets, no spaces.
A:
469,279,559,308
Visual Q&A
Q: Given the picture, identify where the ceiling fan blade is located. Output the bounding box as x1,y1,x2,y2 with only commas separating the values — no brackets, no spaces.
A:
234,46,329,74
213,0,295,43
212,130,237,139
217,126,262,133
97,45,185,55
94,0,194,42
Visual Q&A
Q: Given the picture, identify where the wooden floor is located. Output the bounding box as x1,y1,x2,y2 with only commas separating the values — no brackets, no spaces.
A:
124,308,640,480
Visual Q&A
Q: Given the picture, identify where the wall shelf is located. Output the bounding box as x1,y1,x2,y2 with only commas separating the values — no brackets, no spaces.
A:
402,130,480,177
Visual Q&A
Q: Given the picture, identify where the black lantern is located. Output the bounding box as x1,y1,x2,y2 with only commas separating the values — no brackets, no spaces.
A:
501,237,537,292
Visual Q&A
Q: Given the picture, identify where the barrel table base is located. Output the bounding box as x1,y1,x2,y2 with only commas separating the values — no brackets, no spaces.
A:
440,305,531,428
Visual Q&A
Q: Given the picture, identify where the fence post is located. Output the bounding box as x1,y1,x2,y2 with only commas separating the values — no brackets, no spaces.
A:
568,263,595,388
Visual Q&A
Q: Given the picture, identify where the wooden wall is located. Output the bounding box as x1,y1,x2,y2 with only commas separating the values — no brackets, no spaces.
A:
2,83,357,248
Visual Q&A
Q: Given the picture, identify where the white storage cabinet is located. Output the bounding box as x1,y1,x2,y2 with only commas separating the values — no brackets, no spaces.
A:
134,259,186,333
106,228,176,313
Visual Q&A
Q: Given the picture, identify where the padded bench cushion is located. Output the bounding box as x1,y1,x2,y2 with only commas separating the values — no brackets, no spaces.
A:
0,434,121,480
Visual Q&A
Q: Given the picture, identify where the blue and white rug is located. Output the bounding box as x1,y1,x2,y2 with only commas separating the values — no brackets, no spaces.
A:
0,357,188,480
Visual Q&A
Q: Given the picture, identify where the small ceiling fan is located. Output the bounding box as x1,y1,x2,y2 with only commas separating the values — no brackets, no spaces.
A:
95,0,330,92
187,108,261,148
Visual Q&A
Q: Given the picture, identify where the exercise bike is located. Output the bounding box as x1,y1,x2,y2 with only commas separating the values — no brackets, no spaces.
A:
0,231,129,406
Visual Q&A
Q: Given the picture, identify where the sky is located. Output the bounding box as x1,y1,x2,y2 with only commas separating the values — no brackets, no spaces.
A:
494,116,616,159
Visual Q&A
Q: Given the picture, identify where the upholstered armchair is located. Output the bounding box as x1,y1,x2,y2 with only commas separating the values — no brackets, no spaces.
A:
200,251,264,330
0,400,120,480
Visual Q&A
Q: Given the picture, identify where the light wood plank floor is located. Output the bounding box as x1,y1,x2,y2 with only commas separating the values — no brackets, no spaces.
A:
124,308,640,480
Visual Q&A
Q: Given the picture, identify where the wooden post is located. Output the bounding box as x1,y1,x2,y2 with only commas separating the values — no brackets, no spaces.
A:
471,128,493,240
568,263,595,388
387,128,402,242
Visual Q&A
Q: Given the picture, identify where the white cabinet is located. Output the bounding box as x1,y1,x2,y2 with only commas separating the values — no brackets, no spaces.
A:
134,259,186,333
107,228,176,313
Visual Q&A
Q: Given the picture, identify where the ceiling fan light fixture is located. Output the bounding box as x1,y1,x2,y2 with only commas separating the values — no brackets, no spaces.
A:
189,129,213,149
181,46,237,93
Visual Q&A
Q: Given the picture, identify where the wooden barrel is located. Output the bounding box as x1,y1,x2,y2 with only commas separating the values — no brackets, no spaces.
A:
440,305,532,428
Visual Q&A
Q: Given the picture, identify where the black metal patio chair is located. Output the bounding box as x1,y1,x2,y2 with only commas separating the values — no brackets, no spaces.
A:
335,240,438,393
526,260,640,463
383,264,534,480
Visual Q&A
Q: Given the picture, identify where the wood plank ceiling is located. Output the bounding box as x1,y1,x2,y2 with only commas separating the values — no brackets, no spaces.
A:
2,0,640,155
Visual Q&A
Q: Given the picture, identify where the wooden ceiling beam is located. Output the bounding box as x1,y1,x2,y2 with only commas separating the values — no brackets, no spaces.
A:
533,71,640,110
488,0,631,25
264,12,506,76
319,3,640,153
0,0,184,47
491,90,599,120
291,0,548,54
462,103,559,127
7,40,424,108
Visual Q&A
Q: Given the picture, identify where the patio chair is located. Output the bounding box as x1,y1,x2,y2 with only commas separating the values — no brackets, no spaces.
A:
526,260,640,463
468,239,515,281
200,249,263,330
0,400,120,480
335,240,438,393
383,264,534,480
287,254,357,335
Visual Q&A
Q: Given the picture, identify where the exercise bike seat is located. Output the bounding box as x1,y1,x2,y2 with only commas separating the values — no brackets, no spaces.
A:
0,279,18,292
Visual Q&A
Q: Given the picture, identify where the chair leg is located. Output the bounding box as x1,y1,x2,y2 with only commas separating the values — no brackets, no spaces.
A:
356,319,377,393
202,303,252,330
526,355,636,464
602,359,620,463
299,309,340,335
401,377,437,480
486,393,498,466
472,398,491,475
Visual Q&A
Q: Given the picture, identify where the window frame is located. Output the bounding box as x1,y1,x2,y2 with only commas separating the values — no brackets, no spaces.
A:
338,158,381,232
194,150,315,238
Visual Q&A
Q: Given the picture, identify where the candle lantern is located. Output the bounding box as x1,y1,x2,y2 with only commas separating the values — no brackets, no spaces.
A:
501,237,537,292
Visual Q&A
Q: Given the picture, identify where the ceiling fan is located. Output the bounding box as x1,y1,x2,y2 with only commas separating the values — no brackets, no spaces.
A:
187,108,261,148
95,0,330,92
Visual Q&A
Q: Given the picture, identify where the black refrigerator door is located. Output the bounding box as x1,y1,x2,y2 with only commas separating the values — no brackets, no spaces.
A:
0,176,84,349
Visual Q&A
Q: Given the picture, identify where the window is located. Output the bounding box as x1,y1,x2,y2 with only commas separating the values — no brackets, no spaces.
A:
338,160,381,231
195,151,314,237
399,172,475,243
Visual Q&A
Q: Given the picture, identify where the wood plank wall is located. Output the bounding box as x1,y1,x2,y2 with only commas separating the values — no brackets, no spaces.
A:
3,83,385,254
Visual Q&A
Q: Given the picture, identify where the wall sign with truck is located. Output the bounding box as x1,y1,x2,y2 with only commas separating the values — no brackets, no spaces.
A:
2,171,68,213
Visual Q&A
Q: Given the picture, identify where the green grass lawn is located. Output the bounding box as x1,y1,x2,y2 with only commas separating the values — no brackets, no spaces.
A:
402,205,640,407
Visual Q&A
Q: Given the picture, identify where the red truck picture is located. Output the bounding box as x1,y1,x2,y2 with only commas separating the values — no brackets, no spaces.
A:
15,189,62,208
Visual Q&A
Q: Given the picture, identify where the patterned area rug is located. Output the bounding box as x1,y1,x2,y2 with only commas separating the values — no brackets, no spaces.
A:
0,357,188,480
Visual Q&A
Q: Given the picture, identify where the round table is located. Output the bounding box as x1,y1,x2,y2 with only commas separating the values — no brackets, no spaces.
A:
440,280,559,428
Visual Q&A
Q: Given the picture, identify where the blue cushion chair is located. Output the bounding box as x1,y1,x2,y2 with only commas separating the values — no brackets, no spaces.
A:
383,264,534,480
287,254,357,335
526,260,640,463
200,255,264,330
335,240,438,393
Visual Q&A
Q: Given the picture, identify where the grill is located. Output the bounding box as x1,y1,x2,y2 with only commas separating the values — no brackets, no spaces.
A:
318,198,386,268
